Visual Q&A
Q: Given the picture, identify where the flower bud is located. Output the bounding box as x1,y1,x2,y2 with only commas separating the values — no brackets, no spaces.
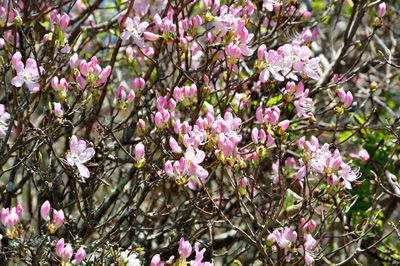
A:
40,201,51,221
53,209,64,230
151,254,161,266
137,119,146,135
54,102,63,118
135,143,145,161
72,247,86,264
378,3,386,17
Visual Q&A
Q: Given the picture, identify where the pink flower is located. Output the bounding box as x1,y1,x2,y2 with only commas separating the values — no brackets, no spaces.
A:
143,31,160,41
378,3,386,17
59,13,70,31
1,205,23,238
151,254,161,266
70,54,79,69
337,89,353,108
120,17,150,48
72,246,86,264
179,237,192,259
79,56,112,83
56,239,73,262
54,102,63,117
0,104,10,136
11,52,44,93
66,135,95,178
269,227,298,262
299,218,316,233
40,201,51,221
137,119,146,134
155,112,164,129
135,143,145,161
53,209,64,229
259,50,284,82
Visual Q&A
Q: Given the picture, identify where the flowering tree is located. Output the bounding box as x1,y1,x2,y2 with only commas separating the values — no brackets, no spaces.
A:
1,0,400,265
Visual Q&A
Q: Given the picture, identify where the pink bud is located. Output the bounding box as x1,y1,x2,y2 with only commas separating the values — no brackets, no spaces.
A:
72,247,86,264
128,90,135,103
135,143,145,161
70,54,78,69
151,254,161,266
5,212,18,229
144,32,159,41
167,99,176,111
59,13,70,31
131,77,145,91
189,84,197,98
12,52,22,69
99,66,112,80
79,60,89,76
298,136,305,149
116,86,126,101
343,91,353,108
259,129,267,142
126,47,135,57
61,244,73,261
378,3,386,17
173,87,183,101
223,139,233,157
193,15,202,27
54,102,63,117
251,128,259,144
266,133,275,146
43,34,49,44
51,76,59,90
1,208,9,225
137,119,145,130
267,234,276,246
53,209,64,229
153,14,163,28
246,0,255,15
337,89,345,102
15,205,22,222
77,75,87,89
40,201,51,221
239,176,248,187
213,0,220,13
169,137,182,153
179,237,192,260
279,120,290,130
258,44,267,60
50,10,58,25
165,161,174,176
204,0,211,9
256,107,264,123
203,74,209,83
155,112,164,128
56,238,65,257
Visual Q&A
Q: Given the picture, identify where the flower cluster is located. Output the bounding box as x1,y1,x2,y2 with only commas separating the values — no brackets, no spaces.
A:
1,205,23,239
40,201,65,234
297,136,358,189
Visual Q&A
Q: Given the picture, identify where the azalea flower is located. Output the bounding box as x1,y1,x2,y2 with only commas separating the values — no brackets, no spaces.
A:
11,52,44,93
66,135,95,178
120,16,149,48
120,251,141,266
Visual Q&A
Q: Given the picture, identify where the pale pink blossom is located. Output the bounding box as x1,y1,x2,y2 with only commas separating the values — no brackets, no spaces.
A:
11,52,44,93
66,135,95,178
